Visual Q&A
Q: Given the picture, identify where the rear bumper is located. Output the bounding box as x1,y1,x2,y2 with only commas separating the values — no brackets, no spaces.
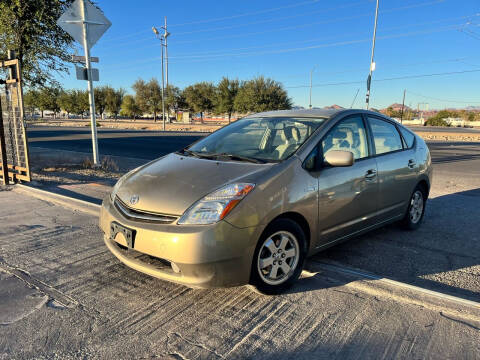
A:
99,196,260,288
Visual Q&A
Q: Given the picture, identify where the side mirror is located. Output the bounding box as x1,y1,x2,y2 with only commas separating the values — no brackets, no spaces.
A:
324,150,354,167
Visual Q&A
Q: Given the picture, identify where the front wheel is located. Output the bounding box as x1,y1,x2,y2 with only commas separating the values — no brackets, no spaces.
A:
250,218,307,294
402,185,427,230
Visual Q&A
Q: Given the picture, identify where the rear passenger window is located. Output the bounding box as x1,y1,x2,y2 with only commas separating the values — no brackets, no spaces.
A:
368,117,403,155
399,127,415,148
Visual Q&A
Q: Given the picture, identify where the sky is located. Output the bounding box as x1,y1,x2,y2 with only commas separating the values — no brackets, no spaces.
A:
59,0,480,110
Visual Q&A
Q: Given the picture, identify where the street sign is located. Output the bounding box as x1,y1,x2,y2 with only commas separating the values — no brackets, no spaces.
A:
76,67,99,81
57,0,111,166
71,55,99,63
56,0,111,48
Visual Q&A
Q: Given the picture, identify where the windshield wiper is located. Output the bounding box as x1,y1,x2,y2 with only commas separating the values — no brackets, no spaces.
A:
210,153,266,164
178,149,202,158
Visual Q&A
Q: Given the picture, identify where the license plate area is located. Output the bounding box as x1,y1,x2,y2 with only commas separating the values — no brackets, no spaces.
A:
110,222,136,248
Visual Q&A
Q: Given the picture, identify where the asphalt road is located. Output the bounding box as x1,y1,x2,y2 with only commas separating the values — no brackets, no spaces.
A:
27,126,480,174
27,126,205,160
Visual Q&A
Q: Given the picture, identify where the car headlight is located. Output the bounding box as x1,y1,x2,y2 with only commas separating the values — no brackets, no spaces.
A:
178,183,255,225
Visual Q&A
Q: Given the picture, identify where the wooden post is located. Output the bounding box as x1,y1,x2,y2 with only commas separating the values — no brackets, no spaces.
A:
0,83,9,185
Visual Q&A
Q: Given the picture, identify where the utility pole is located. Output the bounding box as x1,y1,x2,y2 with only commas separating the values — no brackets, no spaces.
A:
366,0,379,110
163,16,169,88
80,0,99,165
400,89,406,123
152,26,166,130
309,65,317,109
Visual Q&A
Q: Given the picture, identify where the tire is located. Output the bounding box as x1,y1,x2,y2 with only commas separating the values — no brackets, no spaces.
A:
402,184,427,230
250,218,307,295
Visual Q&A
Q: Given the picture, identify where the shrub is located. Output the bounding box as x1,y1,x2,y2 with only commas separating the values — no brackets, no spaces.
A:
425,117,449,127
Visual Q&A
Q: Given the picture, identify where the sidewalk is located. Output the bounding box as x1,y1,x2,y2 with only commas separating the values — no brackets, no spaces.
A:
0,188,479,359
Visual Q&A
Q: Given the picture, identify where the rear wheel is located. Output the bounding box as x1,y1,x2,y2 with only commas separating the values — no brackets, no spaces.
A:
402,185,427,230
250,218,306,294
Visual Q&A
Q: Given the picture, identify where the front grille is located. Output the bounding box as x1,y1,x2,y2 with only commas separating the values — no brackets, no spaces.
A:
114,196,179,224
114,242,172,271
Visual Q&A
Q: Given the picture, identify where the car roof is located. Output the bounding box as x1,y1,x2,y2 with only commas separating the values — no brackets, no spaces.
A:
246,108,399,124
248,109,343,118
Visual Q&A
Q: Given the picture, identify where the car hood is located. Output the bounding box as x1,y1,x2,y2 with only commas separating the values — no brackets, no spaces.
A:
116,153,272,215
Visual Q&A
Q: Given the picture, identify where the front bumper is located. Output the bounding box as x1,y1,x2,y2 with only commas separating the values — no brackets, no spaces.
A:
99,196,260,288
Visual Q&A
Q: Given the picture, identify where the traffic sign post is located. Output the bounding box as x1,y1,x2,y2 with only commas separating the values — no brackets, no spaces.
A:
57,0,111,166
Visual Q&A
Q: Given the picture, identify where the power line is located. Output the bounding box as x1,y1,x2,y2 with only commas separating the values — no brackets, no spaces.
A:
172,1,366,36
406,90,480,104
98,0,329,42
100,0,455,49
100,24,465,71
169,0,444,33
285,69,480,89
167,0,322,27
100,12,477,59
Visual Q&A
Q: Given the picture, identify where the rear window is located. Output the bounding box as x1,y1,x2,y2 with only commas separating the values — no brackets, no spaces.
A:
399,127,415,148
368,117,403,155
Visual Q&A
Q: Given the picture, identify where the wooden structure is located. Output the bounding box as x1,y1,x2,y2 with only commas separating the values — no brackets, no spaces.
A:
0,52,31,185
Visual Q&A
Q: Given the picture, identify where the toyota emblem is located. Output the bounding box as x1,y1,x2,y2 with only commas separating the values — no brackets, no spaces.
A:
130,194,139,205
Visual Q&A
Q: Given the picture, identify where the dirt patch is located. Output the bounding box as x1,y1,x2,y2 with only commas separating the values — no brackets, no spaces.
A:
416,131,480,142
28,119,223,133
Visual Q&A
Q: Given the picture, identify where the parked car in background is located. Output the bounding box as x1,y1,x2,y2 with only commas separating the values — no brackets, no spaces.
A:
100,109,432,294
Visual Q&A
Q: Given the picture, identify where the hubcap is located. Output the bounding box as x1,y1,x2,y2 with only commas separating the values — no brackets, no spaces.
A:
257,231,300,285
409,190,424,224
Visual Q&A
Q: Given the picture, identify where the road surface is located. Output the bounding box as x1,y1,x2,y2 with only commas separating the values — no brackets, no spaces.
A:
26,126,480,177
0,190,478,359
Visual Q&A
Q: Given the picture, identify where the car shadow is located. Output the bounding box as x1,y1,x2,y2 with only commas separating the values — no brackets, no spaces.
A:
286,188,480,301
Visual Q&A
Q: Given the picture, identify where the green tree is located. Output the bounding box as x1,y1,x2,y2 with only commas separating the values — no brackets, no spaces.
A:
0,0,74,87
94,86,109,119
165,85,182,121
132,78,162,121
105,87,125,120
120,95,142,120
234,76,291,113
37,87,61,118
74,90,89,119
183,82,216,122
23,89,40,118
58,89,77,117
216,77,239,123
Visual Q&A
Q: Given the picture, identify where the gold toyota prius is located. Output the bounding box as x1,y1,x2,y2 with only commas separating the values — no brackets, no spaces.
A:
100,109,432,294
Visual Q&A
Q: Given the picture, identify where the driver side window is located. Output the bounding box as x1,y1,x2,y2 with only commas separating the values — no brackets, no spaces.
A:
321,116,369,160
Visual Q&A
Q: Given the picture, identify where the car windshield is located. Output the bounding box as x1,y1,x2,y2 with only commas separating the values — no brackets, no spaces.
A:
185,117,327,162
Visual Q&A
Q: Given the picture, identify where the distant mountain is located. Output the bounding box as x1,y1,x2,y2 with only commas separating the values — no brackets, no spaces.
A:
324,104,344,110
385,103,412,111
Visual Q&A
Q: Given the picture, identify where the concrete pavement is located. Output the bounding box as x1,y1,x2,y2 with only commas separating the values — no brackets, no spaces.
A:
0,189,479,359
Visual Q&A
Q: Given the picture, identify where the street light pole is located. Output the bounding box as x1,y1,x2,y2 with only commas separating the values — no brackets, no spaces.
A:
366,0,379,110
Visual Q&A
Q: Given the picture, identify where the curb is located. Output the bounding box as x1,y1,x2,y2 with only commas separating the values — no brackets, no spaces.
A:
309,260,480,323
14,184,100,216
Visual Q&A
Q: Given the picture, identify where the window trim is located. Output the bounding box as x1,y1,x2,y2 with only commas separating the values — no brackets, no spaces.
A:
396,124,416,150
365,115,408,157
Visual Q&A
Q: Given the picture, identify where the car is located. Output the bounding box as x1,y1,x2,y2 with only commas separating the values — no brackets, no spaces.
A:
99,109,432,294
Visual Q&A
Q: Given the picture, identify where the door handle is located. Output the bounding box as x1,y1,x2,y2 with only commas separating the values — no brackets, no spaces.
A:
365,169,377,180
408,159,416,168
